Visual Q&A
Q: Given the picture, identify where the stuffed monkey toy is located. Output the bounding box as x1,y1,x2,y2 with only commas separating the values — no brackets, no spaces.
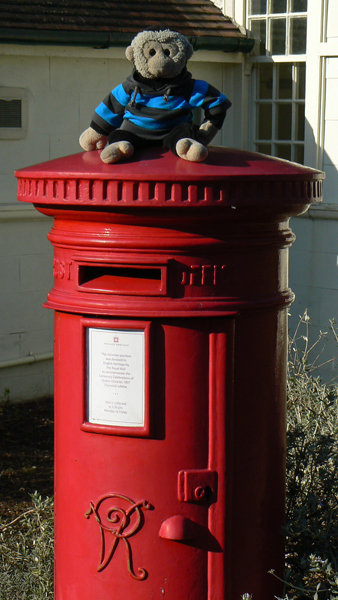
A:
79,28,232,163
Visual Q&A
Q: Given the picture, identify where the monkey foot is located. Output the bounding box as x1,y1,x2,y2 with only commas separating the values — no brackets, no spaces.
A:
100,141,134,164
176,138,208,162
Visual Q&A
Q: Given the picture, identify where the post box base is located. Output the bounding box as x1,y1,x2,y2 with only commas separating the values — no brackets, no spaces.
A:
54,309,286,600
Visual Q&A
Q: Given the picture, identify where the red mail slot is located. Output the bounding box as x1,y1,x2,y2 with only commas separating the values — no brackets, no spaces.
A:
78,265,166,295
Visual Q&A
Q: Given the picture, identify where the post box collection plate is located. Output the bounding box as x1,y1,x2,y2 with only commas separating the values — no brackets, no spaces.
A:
87,327,145,428
82,318,151,437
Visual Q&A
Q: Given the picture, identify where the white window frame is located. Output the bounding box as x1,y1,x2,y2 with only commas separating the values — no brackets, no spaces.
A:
245,0,307,162
250,61,306,162
247,0,307,57
0,88,28,140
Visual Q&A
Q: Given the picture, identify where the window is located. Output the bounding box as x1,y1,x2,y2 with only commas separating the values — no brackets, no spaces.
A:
0,88,28,139
247,0,307,163
254,62,305,162
248,0,307,56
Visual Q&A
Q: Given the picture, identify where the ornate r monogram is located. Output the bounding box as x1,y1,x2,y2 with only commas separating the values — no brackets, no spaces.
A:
85,493,151,580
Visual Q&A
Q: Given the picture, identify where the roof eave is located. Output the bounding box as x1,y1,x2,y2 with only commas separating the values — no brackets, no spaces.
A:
190,35,254,53
0,28,255,53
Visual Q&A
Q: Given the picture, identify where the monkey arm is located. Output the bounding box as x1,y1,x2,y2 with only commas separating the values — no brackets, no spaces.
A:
197,121,219,145
79,83,131,152
202,94,232,131
197,95,232,145
187,80,232,140
90,83,132,136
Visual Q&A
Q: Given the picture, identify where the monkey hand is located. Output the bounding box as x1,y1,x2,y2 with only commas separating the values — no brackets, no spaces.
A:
198,121,218,145
79,127,108,151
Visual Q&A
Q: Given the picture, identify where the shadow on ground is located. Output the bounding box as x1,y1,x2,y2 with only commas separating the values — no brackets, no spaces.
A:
0,398,54,518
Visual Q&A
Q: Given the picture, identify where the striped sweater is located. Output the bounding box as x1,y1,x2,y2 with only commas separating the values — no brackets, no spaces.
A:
90,68,231,141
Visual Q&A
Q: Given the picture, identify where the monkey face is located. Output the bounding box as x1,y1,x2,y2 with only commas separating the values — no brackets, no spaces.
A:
126,30,193,80
142,40,180,77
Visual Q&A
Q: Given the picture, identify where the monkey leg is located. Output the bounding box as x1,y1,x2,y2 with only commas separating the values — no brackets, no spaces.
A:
100,129,147,164
163,123,208,162
100,141,134,164
175,138,208,162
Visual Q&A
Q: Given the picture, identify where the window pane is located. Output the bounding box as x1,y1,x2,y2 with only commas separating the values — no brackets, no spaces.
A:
294,145,304,164
258,63,273,99
290,17,307,53
276,103,292,139
250,19,267,55
271,18,286,54
271,0,287,13
295,103,305,140
295,63,306,99
249,0,267,14
257,103,272,139
276,144,292,160
277,63,292,99
291,0,307,11
256,143,272,155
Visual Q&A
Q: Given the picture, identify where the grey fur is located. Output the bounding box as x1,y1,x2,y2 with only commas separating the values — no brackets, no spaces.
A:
125,29,193,79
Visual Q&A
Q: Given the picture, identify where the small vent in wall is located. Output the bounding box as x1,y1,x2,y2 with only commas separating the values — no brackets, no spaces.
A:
0,88,28,139
0,99,22,128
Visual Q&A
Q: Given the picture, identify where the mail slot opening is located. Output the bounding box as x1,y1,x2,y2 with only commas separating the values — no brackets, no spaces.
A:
78,265,166,295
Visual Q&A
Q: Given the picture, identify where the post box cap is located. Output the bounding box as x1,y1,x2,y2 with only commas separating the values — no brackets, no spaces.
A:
15,146,324,210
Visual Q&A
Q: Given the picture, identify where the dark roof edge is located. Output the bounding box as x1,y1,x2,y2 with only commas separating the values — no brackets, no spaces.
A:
0,29,255,53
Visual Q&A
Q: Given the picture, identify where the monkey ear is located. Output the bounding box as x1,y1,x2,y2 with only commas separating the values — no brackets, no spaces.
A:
125,46,134,62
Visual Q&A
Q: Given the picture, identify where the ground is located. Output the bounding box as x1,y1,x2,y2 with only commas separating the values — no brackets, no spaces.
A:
0,398,54,520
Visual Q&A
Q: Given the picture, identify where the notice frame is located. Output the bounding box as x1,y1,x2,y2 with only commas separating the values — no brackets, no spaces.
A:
81,318,151,437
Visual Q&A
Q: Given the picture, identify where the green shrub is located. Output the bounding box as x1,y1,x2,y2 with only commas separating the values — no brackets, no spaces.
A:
0,492,54,600
277,311,338,600
242,312,338,600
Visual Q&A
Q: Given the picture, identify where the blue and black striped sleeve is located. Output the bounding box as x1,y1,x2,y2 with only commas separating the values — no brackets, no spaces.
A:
189,80,232,129
90,83,132,135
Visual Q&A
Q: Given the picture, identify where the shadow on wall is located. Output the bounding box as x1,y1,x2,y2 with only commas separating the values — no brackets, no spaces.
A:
289,118,338,383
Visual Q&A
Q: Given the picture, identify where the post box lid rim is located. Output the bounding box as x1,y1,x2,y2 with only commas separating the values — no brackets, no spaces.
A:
15,146,325,183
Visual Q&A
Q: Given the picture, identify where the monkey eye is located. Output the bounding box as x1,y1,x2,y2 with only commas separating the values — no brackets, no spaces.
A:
164,48,171,56
149,48,156,56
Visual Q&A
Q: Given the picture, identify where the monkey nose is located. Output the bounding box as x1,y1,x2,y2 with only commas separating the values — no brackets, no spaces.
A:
159,59,173,76
149,55,173,78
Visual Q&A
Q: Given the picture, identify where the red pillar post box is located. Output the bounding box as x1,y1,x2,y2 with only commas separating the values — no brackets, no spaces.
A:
16,147,323,600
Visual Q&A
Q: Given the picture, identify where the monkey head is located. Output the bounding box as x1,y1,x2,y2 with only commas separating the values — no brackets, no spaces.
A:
125,29,194,79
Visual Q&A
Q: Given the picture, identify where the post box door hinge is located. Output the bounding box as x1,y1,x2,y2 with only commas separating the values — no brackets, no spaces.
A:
178,469,218,504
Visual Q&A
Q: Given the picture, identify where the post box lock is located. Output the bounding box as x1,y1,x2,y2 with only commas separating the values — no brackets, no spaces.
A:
178,469,217,503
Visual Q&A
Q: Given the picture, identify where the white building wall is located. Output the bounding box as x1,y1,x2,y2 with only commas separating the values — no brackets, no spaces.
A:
210,0,244,22
290,52,338,379
323,59,338,200
0,210,54,401
0,44,243,401
327,0,338,40
288,0,338,379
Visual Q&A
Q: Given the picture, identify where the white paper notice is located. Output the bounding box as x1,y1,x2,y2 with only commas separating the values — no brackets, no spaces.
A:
87,328,145,427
